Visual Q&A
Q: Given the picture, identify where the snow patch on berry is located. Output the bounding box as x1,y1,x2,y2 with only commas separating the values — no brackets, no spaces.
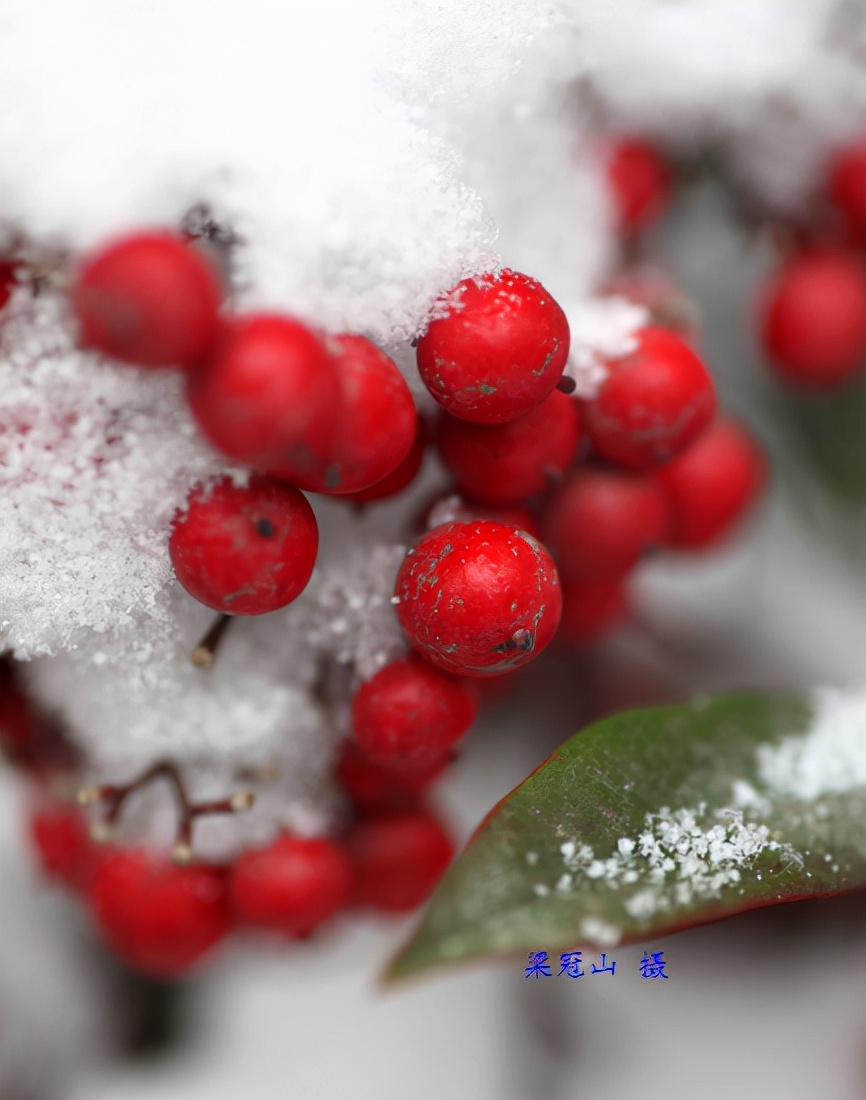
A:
561,296,648,399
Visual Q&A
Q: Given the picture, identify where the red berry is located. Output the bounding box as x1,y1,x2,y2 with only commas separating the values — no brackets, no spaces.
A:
413,491,542,541
352,656,478,768
347,809,453,912
0,660,79,775
394,521,562,678
558,580,628,647
0,259,20,311
652,418,766,549
416,269,570,425
605,137,673,236
827,135,866,246
89,849,231,977
541,467,669,583
758,251,866,388
582,326,717,470
169,476,318,615
228,834,353,937
337,415,429,505
186,314,340,484
310,335,416,494
29,799,99,891
435,390,581,504
71,231,222,368
335,740,451,812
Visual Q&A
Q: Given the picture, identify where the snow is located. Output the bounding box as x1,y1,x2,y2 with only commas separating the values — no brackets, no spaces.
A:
2,0,865,854
754,688,866,802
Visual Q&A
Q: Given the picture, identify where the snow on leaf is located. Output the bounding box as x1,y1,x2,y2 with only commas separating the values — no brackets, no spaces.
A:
388,690,866,981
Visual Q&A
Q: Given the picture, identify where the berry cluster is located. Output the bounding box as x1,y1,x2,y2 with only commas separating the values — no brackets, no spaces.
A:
4,658,453,977
758,134,866,389
7,126,862,979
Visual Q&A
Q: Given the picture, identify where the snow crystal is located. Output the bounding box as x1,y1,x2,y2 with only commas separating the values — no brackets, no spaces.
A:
534,802,797,938
754,688,866,802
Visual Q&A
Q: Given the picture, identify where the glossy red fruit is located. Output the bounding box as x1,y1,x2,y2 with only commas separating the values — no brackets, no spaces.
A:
416,269,570,424
758,251,866,388
582,326,717,470
29,800,99,891
541,467,669,583
435,390,580,504
337,416,429,505
558,580,628,647
89,849,231,977
347,809,453,912
228,834,353,937
352,657,478,768
394,521,562,678
827,135,866,245
186,314,340,484
169,476,318,615
605,137,673,236
652,418,766,549
335,740,452,812
308,335,416,494
71,231,222,368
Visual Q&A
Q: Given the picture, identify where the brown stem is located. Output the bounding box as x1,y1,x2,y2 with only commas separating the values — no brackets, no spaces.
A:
78,759,255,863
191,614,232,669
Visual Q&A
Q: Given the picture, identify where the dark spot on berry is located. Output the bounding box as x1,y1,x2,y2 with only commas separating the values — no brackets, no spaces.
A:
255,518,276,538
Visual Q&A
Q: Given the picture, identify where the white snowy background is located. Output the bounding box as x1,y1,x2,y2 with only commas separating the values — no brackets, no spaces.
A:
1,1,865,1097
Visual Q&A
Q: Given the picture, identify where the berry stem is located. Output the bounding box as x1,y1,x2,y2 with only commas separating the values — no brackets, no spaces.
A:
191,614,233,669
78,760,255,862
555,375,577,394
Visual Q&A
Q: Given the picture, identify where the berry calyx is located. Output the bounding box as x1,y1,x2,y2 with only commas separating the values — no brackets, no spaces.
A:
228,834,353,937
652,417,766,549
312,335,416,494
186,314,340,483
581,326,717,470
416,269,570,424
435,390,581,504
351,656,478,768
88,849,231,977
29,799,100,891
826,135,866,246
604,137,673,237
169,476,318,615
347,809,453,912
541,467,669,583
758,250,866,388
394,521,562,677
71,231,222,368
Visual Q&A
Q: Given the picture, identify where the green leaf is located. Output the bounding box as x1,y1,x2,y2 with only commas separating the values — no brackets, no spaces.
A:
388,692,866,982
